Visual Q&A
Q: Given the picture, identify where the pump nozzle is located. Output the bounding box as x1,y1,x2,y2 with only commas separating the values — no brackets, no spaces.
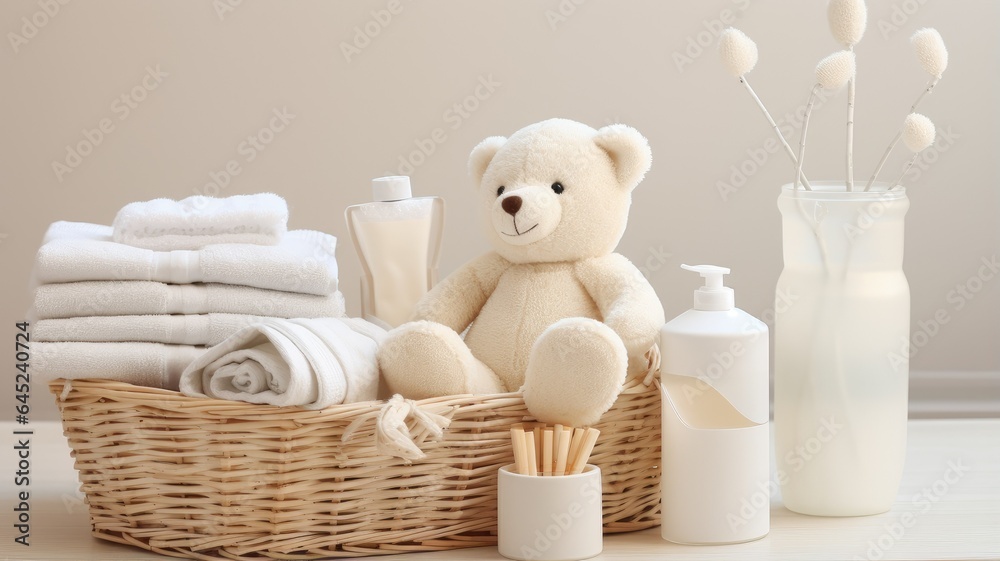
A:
680,264,735,311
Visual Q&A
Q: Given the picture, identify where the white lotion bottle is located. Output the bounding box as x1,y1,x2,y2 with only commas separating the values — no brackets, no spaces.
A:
659,264,770,545
345,176,444,329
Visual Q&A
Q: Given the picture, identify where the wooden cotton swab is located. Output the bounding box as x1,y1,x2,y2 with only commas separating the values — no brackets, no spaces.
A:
509,426,523,475
533,426,542,472
553,425,563,473
566,430,586,474
566,428,585,474
510,426,528,475
524,430,538,476
570,428,601,475
554,428,572,476
542,429,553,476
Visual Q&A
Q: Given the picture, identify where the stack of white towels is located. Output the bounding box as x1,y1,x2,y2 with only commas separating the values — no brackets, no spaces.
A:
31,193,356,399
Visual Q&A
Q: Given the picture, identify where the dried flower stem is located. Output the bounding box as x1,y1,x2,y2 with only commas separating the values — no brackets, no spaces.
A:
845,47,856,191
741,76,813,190
890,153,919,190
795,85,821,191
865,76,940,191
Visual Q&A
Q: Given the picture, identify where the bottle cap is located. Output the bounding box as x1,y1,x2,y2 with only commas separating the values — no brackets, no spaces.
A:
372,176,412,202
680,264,735,311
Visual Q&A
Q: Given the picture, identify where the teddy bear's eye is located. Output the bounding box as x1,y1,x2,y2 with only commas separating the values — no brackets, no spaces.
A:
497,186,505,197
551,182,564,194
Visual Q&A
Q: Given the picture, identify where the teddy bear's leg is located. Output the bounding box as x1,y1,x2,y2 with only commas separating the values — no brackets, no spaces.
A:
378,320,505,399
522,317,629,427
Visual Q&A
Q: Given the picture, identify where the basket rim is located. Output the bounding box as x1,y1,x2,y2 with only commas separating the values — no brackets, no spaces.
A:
48,371,656,416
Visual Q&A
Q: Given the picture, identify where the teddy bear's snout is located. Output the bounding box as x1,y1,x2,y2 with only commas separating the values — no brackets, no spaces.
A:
501,196,523,216
490,184,561,245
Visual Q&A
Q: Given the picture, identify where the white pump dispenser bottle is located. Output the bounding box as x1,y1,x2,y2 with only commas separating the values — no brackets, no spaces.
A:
659,264,770,545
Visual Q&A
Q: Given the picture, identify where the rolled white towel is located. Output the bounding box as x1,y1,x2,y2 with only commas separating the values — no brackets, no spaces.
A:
34,341,204,389
34,222,338,296
113,193,288,250
31,281,346,320
35,313,267,346
180,317,386,409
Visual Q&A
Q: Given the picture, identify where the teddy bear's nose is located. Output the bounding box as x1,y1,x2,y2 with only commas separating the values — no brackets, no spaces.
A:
501,196,522,216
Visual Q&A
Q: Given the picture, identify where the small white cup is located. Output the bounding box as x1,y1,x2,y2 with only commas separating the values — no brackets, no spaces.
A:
497,464,603,561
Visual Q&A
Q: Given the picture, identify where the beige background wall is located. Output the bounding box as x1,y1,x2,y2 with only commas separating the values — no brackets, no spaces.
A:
2,0,997,421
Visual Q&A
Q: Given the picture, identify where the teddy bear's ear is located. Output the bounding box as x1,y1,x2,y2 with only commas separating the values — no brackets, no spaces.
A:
468,136,506,186
594,124,652,191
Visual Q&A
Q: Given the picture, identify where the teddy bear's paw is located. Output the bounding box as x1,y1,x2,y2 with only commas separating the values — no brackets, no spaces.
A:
522,317,629,427
378,320,504,399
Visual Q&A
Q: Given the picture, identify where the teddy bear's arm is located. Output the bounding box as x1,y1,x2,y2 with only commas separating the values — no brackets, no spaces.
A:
575,253,665,359
409,251,512,333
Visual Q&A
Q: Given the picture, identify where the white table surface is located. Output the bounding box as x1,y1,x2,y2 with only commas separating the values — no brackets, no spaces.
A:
1,419,998,561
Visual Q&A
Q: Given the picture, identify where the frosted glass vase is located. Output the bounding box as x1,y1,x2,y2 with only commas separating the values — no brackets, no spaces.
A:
773,182,910,517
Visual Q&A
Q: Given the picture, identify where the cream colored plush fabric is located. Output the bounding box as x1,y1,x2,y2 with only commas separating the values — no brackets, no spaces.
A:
379,118,664,427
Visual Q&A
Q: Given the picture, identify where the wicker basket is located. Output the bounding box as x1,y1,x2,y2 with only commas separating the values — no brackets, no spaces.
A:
50,372,661,560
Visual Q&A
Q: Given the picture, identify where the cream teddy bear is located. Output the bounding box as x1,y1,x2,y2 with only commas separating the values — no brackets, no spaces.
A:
378,118,664,426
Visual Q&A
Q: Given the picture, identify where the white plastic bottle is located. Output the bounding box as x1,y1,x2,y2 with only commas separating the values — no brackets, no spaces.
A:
659,264,770,545
345,176,444,329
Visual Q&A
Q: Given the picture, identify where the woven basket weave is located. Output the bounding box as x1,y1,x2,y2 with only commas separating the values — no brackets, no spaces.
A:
50,372,661,560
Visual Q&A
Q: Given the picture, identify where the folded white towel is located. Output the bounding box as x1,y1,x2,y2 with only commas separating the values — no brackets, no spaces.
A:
34,341,204,389
180,318,385,409
31,281,346,320
35,313,269,346
34,222,338,295
112,193,288,250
